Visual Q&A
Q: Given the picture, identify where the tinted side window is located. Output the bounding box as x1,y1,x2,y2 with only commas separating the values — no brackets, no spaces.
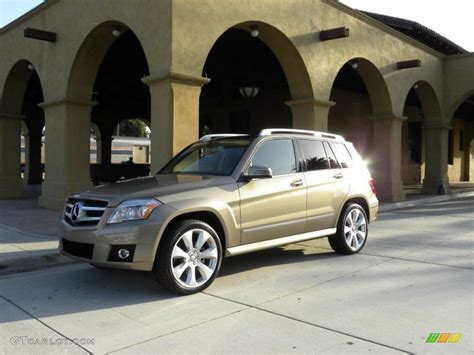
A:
251,139,296,176
299,140,329,171
329,142,353,169
323,142,341,169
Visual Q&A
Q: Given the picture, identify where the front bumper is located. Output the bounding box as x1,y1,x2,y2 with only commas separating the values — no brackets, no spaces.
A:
59,204,174,271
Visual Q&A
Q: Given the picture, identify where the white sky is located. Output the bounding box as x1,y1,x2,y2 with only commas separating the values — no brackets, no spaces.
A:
0,0,472,52
340,0,473,52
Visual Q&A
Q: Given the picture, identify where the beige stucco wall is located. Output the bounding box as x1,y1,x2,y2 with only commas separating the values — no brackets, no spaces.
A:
444,53,474,120
0,0,473,207
0,0,171,107
170,0,447,120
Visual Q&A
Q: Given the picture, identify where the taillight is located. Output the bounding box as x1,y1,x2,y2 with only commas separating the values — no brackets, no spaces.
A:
369,176,376,195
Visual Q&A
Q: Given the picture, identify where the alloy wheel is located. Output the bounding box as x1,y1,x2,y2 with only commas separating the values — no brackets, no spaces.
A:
170,229,218,289
343,208,367,251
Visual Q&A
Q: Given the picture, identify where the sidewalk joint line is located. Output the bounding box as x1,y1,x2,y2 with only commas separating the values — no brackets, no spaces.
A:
204,292,411,354
106,307,249,354
0,295,92,354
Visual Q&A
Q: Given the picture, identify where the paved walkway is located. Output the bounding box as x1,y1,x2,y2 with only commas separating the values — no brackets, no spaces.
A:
0,197,472,354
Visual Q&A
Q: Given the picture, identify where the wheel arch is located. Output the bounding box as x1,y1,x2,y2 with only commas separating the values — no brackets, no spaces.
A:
339,196,370,224
153,208,230,263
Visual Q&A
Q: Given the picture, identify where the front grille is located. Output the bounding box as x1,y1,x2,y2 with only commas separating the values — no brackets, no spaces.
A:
62,239,94,259
64,198,108,227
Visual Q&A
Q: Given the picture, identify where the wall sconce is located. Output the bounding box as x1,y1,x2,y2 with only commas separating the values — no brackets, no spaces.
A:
349,60,358,70
112,27,122,37
239,86,260,98
250,26,260,38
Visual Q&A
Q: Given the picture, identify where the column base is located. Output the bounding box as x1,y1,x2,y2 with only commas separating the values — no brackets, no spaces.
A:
26,177,43,185
375,183,406,203
0,177,23,199
39,180,92,210
421,179,451,195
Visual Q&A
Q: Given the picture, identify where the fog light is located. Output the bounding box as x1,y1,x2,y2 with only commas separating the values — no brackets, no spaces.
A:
109,245,136,262
118,249,130,259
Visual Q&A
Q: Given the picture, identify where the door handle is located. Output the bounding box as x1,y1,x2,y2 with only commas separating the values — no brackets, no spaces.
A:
333,173,344,180
291,179,304,187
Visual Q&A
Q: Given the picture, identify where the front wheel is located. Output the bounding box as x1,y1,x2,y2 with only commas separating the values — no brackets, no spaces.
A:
328,203,368,255
153,220,223,295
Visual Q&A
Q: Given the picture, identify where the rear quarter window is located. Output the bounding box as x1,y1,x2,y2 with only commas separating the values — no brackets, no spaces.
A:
328,142,353,169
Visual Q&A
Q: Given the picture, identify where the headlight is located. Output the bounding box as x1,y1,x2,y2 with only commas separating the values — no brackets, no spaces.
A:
107,199,161,224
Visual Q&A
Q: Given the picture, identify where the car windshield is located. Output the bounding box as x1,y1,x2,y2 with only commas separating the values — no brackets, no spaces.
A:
158,137,252,176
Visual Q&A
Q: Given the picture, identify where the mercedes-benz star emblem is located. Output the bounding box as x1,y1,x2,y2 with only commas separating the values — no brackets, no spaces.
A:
71,202,84,222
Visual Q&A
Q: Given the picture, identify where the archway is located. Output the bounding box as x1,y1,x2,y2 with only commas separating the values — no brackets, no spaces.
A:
66,22,151,184
328,58,403,201
1,60,45,199
400,81,442,187
449,92,474,182
22,69,45,190
328,58,392,159
401,85,425,185
200,22,313,135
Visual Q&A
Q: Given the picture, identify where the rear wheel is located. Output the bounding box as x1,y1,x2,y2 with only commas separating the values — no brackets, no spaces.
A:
153,220,222,295
329,203,368,255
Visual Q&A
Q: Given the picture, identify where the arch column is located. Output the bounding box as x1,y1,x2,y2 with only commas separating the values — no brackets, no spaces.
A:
23,123,44,185
422,122,451,194
142,72,210,173
0,113,24,198
94,126,114,165
370,114,407,202
39,98,95,210
286,98,335,132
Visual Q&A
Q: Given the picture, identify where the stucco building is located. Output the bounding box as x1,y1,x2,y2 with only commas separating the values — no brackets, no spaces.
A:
0,0,473,210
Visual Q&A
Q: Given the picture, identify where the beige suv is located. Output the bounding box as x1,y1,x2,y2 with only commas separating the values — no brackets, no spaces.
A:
60,129,378,294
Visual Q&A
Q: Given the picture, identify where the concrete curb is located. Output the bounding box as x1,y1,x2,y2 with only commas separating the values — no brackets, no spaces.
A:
379,191,474,213
0,251,76,277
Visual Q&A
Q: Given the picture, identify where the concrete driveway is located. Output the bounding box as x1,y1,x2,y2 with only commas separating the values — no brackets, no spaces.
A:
0,197,472,354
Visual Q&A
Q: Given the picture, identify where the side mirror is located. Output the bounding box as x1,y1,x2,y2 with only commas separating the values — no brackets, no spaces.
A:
245,165,273,180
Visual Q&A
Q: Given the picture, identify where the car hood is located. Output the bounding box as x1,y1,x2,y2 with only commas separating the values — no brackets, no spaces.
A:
78,174,235,207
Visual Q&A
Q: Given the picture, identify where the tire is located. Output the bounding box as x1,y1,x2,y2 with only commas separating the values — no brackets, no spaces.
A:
328,203,368,255
153,219,223,295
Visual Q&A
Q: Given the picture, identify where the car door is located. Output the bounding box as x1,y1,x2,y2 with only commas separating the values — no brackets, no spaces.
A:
321,141,352,227
238,138,307,245
298,139,341,231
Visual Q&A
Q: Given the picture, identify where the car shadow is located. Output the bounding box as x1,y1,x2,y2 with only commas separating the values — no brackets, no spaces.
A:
220,246,341,277
0,244,340,323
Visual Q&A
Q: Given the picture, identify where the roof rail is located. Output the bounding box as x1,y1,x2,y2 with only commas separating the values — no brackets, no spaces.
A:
259,129,345,141
200,134,250,142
